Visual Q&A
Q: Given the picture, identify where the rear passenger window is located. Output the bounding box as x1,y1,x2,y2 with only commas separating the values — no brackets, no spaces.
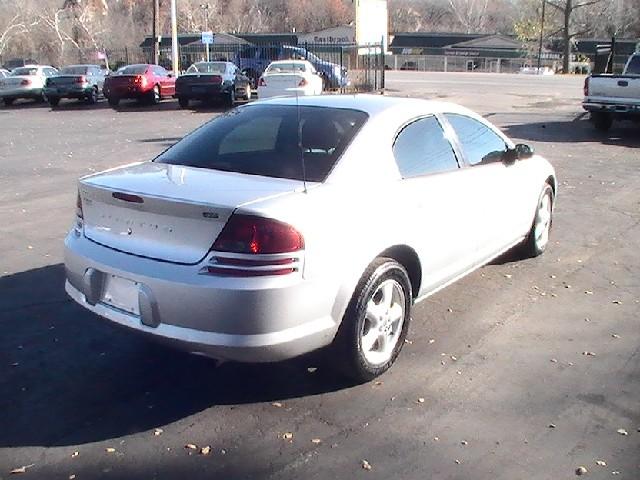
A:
445,114,507,166
393,116,459,178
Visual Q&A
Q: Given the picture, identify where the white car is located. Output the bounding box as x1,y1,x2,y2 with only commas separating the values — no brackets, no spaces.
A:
0,68,11,78
0,65,58,105
64,95,556,381
257,60,323,99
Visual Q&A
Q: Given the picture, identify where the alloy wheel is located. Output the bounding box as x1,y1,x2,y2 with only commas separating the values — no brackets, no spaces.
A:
534,191,552,251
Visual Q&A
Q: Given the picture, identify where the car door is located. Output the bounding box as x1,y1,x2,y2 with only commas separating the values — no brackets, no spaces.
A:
442,113,522,262
155,66,174,95
390,115,480,296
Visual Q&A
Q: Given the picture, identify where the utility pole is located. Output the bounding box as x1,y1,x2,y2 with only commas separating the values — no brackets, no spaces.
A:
537,0,546,72
200,3,210,62
152,0,160,65
170,0,179,75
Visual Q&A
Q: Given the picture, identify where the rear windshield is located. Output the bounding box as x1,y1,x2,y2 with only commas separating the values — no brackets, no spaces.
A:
187,62,226,74
12,67,37,76
60,66,89,75
156,104,368,182
626,55,640,75
118,65,148,75
266,62,307,74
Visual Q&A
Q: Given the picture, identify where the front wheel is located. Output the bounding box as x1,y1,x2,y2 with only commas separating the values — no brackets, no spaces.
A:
330,258,412,382
107,96,120,107
178,96,190,109
85,87,98,104
48,97,60,107
522,183,554,257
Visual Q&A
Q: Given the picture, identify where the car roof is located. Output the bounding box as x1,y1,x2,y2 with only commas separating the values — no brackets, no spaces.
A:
255,94,474,119
268,60,311,65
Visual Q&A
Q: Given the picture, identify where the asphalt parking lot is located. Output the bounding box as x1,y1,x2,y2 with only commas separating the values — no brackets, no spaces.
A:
1,72,639,479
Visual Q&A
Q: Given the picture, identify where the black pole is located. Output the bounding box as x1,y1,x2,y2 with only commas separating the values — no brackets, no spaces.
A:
153,0,160,65
537,0,546,72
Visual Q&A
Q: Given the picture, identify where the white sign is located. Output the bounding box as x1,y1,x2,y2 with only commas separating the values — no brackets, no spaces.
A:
201,31,214,45
355,0,388,51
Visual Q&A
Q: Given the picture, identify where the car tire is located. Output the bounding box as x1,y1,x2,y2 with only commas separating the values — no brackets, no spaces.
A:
48,97,60,107
225,89,235,108
178,96,190,109
330,257,412,383
107,96,120,107
86,87,98,105
243,84,251,100
522,183,554,258
149,85,161,105
3,98,15,106
592,112,612,132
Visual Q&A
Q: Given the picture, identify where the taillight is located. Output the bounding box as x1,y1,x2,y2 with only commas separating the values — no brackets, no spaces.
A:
298,78,308,87
209,75,222,84
76,191,83,219
583,77,589,96
21,79,31,86
258,77,266,87
74,75,87,84
74,190,84,234
212,214,304,254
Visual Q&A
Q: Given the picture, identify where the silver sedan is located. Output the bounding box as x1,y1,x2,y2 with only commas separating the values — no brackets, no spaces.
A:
64,95,556,381
0,65,58,105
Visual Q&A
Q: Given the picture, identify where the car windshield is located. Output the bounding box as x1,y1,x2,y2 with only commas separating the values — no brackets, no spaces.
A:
60,66,89,75
155,104,368,182
12,67,38,76
626,55,640,75
266,62,307,74
187,62,227,74
118,65,148,75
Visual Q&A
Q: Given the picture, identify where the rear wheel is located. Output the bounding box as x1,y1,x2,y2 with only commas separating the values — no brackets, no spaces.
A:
48,97,60,107
224,89,235,108
107,96,120,107
86,87,98,105
3,98,15,106
592,112,612,132
149,85,161,105
522,183,554,258
330,257,412,382
178,96,190,109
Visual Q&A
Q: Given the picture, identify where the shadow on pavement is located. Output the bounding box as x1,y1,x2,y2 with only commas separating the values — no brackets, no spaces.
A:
0,264,349,448
502,117,640,148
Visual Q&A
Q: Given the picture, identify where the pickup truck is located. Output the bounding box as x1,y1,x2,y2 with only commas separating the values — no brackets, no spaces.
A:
583,53,640,131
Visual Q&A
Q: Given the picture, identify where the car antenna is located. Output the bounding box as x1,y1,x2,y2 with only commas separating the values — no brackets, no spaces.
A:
295,62,308,194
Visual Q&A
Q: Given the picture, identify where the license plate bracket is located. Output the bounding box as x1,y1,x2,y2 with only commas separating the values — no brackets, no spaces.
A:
101,274,140,315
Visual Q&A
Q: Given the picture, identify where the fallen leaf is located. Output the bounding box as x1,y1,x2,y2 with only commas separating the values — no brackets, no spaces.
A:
271,402,283,408
200,446,211,455
456,370,462,375
361,460,372,470
373,381,383,386
454,459,461,465
550,358,558,363
612,300,622,304
616,428,628,436
447,308,453,313
596,460,607,466
440,360,446,366
461,440,468,445
282,432,293,440
582,351,596,356
69,475,76,479
504,274,512,279
584,290,593,295
611,334,620,339
311,438,322,444
450,355,457,361
11,464,34,474
612,471,620,475
153,429,163,436
548,423,556,428
417,397,425,403
307,367,317,373
433,436,439,441
71,451,79,458
185,444,198,450
575,466,588,475
428,339,435,344
404,339,413,344
105,447,116,453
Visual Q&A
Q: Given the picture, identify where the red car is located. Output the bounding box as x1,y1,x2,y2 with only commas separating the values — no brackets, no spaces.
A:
103,64,176,107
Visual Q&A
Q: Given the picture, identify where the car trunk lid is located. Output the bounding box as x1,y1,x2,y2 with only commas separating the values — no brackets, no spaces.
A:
263,73,307,88
48,75,86,86
79,162,302,264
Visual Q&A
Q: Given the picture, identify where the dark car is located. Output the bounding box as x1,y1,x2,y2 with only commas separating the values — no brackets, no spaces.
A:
235,45,348,89
103,64,176,107
44,64,106,106
175,61,251,109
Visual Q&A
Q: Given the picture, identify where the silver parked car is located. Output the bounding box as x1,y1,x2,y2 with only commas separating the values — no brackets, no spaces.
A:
65,95,557,381
0,65,58,105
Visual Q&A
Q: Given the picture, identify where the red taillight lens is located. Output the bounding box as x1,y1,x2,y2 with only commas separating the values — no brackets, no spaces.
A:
212,215,304,254
209,75,222,84
258,77,266,87
74,75,87,84
583,77,589,96
298,78,308,87
21,79,31,86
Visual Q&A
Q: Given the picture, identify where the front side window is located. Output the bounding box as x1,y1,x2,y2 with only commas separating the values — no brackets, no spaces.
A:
392,116,459,178
626,55,640,75
445,114,507,166
156,105,368,182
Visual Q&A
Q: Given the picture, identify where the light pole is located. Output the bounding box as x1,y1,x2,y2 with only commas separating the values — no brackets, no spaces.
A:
171,0,179,74
537,0,546,73
200,3,210,62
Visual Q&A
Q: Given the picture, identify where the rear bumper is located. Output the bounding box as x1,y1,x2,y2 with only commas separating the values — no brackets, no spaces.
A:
0,87,42,99
257,86,317,99
64,231,338,362
104,85,150,99
175,83,233,99
582,101,640,115
44,85,94,99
